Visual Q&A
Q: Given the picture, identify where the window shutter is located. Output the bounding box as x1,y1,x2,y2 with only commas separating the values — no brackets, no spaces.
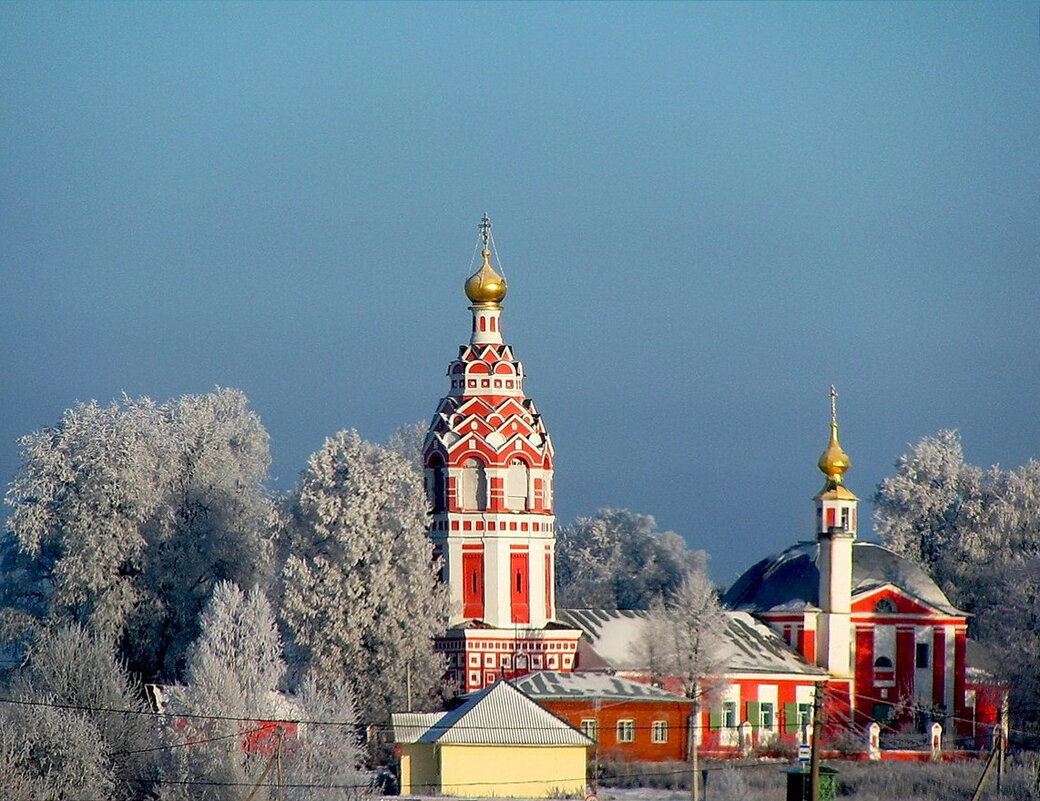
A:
783,703,799,735
747,702,761,733
709,710,723,732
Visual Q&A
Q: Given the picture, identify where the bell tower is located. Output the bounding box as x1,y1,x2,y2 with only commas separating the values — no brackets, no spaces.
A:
815,385,857,679
423,216,581,694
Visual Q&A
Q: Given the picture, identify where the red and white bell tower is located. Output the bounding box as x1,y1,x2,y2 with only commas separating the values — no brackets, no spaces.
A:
424,215,581,694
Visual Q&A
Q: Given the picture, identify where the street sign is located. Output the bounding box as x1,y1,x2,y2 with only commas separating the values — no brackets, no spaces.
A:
797,744,811,762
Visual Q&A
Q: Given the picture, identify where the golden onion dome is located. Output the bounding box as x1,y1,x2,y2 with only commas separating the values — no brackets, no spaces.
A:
464,248,508,305
818,421,851,484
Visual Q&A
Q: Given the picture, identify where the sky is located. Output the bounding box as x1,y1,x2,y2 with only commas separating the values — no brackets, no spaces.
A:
2,2,1038,583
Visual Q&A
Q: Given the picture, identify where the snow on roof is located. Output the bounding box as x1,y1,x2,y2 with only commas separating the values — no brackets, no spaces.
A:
412,679,593,746
722,612,826,676
149,685,303,721
559,608,826,678
723,541,963,616
392,712,447,743
561,609,650,671
513,671,688,701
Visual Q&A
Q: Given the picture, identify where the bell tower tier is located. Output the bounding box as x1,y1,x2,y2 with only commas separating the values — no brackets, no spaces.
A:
424,216,580,694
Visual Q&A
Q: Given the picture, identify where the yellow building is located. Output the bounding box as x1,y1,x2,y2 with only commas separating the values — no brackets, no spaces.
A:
392,680,592,798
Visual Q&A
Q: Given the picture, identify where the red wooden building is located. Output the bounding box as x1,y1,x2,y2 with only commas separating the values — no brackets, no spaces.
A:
513,671,694,762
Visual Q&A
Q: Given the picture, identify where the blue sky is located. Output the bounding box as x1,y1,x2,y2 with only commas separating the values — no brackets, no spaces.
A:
2,2,1038,582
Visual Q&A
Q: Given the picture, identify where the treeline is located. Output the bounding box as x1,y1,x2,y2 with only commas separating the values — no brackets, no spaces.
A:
0,389,445,799
874,429,1040,743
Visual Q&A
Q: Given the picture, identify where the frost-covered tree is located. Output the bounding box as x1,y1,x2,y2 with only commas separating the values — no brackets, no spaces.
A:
279,430,447,723
875,430,1040,738
160,581,289,801
873,430,988,582
162,581,368,801
285,676,369,801
1,623,159,800
385,419,428,474
556,508,706,610
3,389,275,680
0,700,116,801
643,567,728,801
183,582,286,719
650,568,728,701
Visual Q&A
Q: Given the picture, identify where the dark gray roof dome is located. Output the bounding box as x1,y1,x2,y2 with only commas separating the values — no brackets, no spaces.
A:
723,541,962,616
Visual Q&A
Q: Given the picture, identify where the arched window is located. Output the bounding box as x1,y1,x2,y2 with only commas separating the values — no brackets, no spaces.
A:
428,455,447,513
873,656,893,669
505,458,529,510
874,598,896,613
460,458,487,511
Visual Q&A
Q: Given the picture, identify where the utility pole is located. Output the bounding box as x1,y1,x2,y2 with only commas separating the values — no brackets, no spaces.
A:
809,687,824,801
276,729,285,801
996,724,1006,794
690,693,700,801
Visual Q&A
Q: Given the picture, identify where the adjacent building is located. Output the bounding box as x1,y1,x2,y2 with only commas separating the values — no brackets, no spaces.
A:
392,679,592,798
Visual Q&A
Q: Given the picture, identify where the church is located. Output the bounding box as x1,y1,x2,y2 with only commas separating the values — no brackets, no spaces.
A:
417,217,1005,758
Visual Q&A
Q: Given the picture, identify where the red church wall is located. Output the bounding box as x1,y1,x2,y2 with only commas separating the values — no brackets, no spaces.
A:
932,627,946,709
953,627,968,737
895,627,915,723
510,550,530,624
461,547,484,620
854,625,874,725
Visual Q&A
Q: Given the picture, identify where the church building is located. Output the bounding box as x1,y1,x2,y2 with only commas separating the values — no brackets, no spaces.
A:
418,218,1004,756
422,215,581,694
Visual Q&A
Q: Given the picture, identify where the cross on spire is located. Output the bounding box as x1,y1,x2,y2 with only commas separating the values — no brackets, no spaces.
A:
479,213,492,248
830,384,838,426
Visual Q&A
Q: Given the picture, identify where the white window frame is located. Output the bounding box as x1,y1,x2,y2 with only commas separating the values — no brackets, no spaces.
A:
651,720,668,743
616,719,635,743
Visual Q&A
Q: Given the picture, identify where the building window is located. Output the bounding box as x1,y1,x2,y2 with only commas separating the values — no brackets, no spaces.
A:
798,703,812,731
916,643,930,668
428,456,447,512
872,703,894,724
505,459,529,510
723,702,737,729
459,458,487,510
874,598,896,613
651,721,668,743
760,703,775,731
617,720,635,743
581,719,598,741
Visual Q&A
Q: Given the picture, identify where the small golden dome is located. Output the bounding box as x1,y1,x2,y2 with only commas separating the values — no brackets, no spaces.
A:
464,249,508,305
818,421,851,484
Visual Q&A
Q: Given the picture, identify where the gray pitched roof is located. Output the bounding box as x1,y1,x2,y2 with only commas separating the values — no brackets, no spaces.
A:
513,671,688,701
412,680,594,746
722,541,963,616
391,712,447,744
559,608,827,677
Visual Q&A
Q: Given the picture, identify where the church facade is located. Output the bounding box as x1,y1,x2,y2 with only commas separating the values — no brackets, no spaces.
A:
419,218,1004,755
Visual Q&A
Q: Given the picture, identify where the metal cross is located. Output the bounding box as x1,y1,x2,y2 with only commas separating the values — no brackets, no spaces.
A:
830,384,838,425
479,213,492,248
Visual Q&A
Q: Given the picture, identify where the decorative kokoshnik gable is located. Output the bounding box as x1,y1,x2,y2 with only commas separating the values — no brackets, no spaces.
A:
423,216,581,694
